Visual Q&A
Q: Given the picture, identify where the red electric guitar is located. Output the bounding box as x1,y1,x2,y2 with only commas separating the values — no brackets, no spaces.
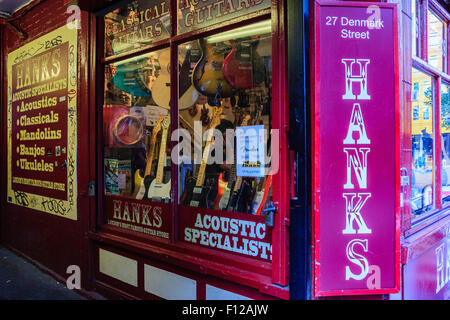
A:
222,37,266,90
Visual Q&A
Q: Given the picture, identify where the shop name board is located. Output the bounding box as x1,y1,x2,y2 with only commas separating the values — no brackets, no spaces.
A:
7,23,78,220
313,1,400,296
105,196,171,240
178,0,270,32
180,207,272,261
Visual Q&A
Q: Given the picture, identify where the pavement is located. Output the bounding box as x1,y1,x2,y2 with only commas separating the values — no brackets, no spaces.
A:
0,246,87,300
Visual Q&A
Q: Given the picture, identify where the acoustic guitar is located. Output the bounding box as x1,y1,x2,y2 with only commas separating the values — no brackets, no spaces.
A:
133,115,164,200
222,38,266,90
192,39,234,99
152,50,171,109
147,113,171,202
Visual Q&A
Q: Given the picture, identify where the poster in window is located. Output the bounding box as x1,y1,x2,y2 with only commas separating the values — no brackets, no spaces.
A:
7,23,78,220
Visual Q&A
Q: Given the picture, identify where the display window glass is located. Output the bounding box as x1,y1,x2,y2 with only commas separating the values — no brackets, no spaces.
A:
427,9,446,71
177,20,273,214
98,0,284,271
441,82,450,206
411,69,434,219
406,1,449,230
104,0,171,57
412,0,420,57
103,48,172,202
177,0,271,35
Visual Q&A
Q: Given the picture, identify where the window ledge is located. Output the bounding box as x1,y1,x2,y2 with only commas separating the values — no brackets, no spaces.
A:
86,230,288,299
402,209,450,264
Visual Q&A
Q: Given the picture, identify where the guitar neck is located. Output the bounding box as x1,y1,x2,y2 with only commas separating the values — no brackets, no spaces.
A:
155,128,168,184
144,136,157,177
195,131,215,187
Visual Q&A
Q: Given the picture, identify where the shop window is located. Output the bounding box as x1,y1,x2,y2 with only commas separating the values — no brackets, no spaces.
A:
103,48,172,202
427,9,446,71
411,70,434,219
441,83,450,206
98,1,285,274
104,0,171,57
177,20,272,215
408,1,449,229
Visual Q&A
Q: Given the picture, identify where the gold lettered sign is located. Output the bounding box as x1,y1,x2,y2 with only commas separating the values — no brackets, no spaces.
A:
7,23,78,220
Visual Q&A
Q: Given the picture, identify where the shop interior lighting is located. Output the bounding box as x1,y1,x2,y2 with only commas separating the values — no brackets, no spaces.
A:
206,20,271,43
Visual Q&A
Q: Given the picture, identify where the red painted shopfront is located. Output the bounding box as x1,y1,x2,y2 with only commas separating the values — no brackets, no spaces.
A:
0,0,449,301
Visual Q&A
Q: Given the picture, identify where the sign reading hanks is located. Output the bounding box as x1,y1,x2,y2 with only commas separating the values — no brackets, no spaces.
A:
181,207,272,261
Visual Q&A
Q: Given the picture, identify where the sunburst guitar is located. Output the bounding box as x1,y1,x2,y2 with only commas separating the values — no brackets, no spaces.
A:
192,38,234,99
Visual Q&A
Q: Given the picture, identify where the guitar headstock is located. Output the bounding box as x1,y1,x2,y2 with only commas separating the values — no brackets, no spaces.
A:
209,106,223,129
153,115,164,135
162,113,171,130
241,113,251,126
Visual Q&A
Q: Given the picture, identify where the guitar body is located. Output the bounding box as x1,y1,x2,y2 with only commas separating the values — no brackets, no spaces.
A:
179,48,201,110
152,51,171,109
251,175,272,215
222,39,266,90
179,86,199,110
213,173,228,210
218,185,233,210
134,169,146,199
228,179,253,213
192,39,234,98
189,185,211,208
181,175,196,206
147,178,171,203
111,58,153,97
189,176,218,208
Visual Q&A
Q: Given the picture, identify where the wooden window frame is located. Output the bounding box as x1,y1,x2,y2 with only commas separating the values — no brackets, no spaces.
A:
87,0,290,295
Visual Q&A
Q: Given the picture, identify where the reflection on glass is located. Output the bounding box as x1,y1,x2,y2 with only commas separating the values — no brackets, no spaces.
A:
427,10,445,71
177,0,271,35
441,83,450,205
411,69,434,218
103,48,171,203
412,0,419,57
177,20,273,215
104,0,171,57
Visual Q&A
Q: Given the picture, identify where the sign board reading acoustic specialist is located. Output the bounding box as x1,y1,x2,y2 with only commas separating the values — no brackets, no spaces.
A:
7,23,78,220
312,1,400,296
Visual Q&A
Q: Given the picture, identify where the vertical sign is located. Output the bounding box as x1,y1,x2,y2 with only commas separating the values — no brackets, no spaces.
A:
312,1,400,296
7,23,78,220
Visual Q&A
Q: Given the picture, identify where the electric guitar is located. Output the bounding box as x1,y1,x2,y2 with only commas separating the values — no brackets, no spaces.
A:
134,115,164,200
183,107,224,208
179,47,201,110
111,57,155,98
192,38,234,98
250,174,272,215
152,50,171,109
218,113,251,211
212,173,228,210
222,38,266,89
146,113,171,202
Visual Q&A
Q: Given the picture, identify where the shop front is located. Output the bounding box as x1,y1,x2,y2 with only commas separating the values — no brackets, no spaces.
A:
0,0,449,301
